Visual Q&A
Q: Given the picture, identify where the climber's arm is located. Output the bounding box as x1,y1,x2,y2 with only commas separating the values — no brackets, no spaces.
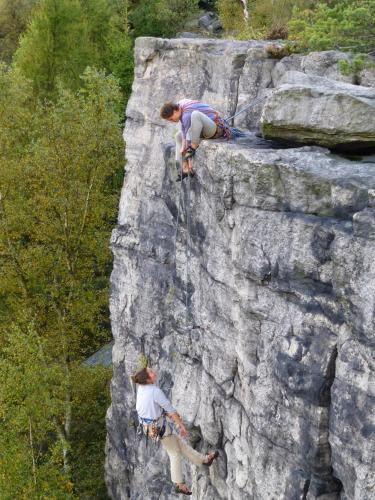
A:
167,411,188,438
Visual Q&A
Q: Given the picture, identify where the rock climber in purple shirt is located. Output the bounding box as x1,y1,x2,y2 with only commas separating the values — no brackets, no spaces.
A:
160,99,235,181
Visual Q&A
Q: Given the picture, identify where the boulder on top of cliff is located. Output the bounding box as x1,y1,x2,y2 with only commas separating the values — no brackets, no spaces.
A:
261,71,375,150
198,12,222,34
271,50,356,86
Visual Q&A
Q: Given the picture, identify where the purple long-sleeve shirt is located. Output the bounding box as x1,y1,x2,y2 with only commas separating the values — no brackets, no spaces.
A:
178,99,218,147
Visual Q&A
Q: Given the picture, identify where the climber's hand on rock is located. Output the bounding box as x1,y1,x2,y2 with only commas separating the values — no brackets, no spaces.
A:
179,423,188,438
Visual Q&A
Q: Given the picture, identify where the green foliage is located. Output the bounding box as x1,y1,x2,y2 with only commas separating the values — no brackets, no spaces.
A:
138,354,149,369
217,0,247,33
0,326,71,498
217,0,312,39
13,0,134,99
0,65,123,495
0,0,38,61
129,0,199,38
0,66,123,359
14,0,91,96
288,0,375,53
0,325,112,498
106,27,134,96
70,365,112,499
340,54,369,75
250,0,313,39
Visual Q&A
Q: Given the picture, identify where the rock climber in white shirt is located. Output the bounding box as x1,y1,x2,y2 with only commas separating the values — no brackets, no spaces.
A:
132,366,219,496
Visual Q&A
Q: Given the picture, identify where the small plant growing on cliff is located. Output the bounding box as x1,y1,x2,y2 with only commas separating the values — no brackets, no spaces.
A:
138,354,149,369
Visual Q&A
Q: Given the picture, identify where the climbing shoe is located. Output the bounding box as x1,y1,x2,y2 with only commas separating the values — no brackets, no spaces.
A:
203,450,219,467
183,147,197,160
175,485,192,496
176,171,195,182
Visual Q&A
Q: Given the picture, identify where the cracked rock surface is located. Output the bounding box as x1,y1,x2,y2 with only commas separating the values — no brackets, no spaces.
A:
261,72,375,149
105,38,375,500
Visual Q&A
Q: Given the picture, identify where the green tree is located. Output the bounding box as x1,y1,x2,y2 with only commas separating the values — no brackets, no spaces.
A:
0,326,71,498
0,65,123,495
217,0,314,39
14,0,134,99
130,0,199,38
217,0,247,33
0,65,123,358
106,0,134,96
289,0,375,53
0,0,38,61
0,325,112,498
14,0,91,96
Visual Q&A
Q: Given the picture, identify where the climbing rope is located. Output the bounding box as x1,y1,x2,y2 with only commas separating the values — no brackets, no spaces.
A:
173,98,264,325
185,174,191,326
224,96,263,122
174,155,192,328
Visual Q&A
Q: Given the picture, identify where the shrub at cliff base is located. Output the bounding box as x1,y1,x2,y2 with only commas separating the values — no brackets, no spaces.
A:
0,327,111,499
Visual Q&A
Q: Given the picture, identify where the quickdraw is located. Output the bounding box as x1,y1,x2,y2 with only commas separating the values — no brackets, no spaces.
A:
213,113,232,140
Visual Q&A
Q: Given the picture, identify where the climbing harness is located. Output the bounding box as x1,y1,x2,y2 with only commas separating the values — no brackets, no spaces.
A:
138,414,167,443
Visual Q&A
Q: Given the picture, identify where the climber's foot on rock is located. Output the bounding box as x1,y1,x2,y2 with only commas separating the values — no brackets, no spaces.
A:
203,450,219,466
175,483,192,495
176,172,189,182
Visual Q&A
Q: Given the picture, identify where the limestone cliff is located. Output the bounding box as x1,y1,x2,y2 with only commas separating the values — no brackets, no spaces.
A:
105,38,375,500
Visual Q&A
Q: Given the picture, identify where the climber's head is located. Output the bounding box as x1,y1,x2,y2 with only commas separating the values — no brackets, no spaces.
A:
160,102,181,122
131,367,157,385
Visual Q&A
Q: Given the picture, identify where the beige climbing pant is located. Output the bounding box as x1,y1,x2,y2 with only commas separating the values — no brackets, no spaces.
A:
175,110,217,161
161,424,206,484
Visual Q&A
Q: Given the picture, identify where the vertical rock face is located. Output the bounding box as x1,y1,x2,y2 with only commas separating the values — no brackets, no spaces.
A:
105,38,375,500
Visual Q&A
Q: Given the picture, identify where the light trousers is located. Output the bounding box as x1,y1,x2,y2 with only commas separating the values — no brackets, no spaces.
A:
175,110,217,161
161,424,206,484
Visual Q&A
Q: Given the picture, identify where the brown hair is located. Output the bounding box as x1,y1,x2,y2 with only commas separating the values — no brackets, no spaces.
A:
160,102,179,119
131,367,150,385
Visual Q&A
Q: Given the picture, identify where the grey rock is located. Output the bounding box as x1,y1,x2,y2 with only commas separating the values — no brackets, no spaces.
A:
301,51,356,84
272,51,357,87
83,341,114,367
198,12,222,34
359,67,375,88
106,37,375,500
176,32,201,39
261,71,375,150
235,46,278,131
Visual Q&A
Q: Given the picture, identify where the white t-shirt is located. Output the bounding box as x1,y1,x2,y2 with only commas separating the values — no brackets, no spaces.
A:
136,384,176,420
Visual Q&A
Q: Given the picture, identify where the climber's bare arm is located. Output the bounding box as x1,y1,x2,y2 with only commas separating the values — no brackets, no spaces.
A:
167,411,188,438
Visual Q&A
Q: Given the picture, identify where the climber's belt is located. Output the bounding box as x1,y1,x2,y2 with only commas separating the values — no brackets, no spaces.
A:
203,124,224,140
138,415,166,442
